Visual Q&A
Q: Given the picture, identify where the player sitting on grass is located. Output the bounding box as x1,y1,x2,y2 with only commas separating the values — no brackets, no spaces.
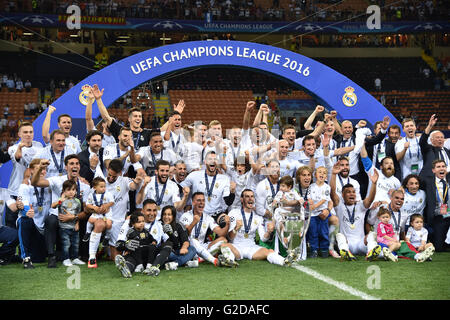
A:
405,214,435,262
330,160,381,262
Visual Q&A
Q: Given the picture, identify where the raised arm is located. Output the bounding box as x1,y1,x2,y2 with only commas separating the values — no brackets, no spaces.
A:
92,84,113,127
304,105,324,130
243,101,256,130
31,160,50,188
42,105,56,144
85,89,96,132
329,161,341,207
363,169,378,208
330,111,343,135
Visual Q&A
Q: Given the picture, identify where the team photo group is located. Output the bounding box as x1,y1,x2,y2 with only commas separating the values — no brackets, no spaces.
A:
1,83,449,279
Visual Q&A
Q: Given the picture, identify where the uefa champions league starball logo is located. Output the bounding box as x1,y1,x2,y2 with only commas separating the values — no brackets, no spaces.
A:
342,86,357,107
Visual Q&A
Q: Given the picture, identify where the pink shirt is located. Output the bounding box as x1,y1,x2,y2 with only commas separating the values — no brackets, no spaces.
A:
377,222,396,245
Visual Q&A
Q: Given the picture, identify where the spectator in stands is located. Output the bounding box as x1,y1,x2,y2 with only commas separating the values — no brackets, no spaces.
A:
8,119,17,139
29,101,37,115
0,115,7,132
3,105,10,119
24,80,31,92
15,79,23,92
374,77,381,91
6,77,14,92
24,103,30,116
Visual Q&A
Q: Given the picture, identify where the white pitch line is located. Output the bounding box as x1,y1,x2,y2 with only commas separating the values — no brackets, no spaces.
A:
291,264,381,300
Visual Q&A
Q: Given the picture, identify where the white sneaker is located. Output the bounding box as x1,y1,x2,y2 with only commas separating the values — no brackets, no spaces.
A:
63,259,73,267
382,247,398,262
71,258,86,265
165,261,178,270
186,260,199,268
417,245,435,262
134,264,144,273
143,265,161,276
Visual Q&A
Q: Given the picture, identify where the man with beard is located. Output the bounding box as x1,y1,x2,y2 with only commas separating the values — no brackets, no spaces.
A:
116,199,172,276
180,192,230,267
255,159,281,219
334,117,390,198
136,160,188,219
78,130,106,184
282,121,325,162
395,118,424,179
333,156,361,201
422,159,450,251
92,159,143,260
92,84,160,150
181,151,236,222
419,114,450,179
42,106,81,155
103,127,142,176
135,132,178,177
219,189,296,266
161,110,187,158
330,160,381,261
31,155,91,267
171,160,190,218
33,130,77,178
384,125,402,181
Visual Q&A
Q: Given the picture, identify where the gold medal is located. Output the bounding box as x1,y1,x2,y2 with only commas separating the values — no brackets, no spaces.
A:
244,233,249,238
38,206,43,212
157,206,160,211
208,196,211,201
59,172,63,176
350,224,355,229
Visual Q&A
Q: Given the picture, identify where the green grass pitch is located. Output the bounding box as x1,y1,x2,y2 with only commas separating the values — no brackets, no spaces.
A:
1,253,449,300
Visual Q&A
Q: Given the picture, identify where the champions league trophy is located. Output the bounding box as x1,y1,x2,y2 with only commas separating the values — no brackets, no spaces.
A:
268,197,310,261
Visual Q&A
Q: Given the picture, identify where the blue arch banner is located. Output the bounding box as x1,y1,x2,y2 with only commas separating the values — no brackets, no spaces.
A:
0,40,400,187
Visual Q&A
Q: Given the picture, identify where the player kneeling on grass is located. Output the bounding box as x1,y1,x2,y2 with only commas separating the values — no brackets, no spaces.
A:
219,189,297,267
330,161,381,261
115,212,158,278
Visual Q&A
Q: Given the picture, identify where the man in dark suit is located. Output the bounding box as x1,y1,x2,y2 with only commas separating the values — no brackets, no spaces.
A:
419,114,450,179
78,130,105,184
422,159,450,251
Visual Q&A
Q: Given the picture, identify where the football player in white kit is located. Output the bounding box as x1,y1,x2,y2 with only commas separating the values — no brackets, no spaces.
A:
181,151,236,221
91,159,144,260
31,155,91,268
180,192,230,267
220,189,296,266
42,105,81,154
330,160,382,261
136,160,188,219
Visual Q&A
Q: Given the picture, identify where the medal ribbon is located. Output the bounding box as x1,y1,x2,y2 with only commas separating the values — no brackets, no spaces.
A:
268,178,279,198
205,171,217,200
93,193,105,207
241,208,253,236
344,204,356,225
50,148,64,174
155,178,167,206
34,187,45,207
194,214,203,239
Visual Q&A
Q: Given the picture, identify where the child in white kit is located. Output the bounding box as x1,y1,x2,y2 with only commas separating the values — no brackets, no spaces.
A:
405,214,435,255
272,176,304,247
85,177,115,268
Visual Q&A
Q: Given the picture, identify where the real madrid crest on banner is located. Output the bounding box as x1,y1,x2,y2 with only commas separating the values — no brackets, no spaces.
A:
79,84,92,106
342,86,357,107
